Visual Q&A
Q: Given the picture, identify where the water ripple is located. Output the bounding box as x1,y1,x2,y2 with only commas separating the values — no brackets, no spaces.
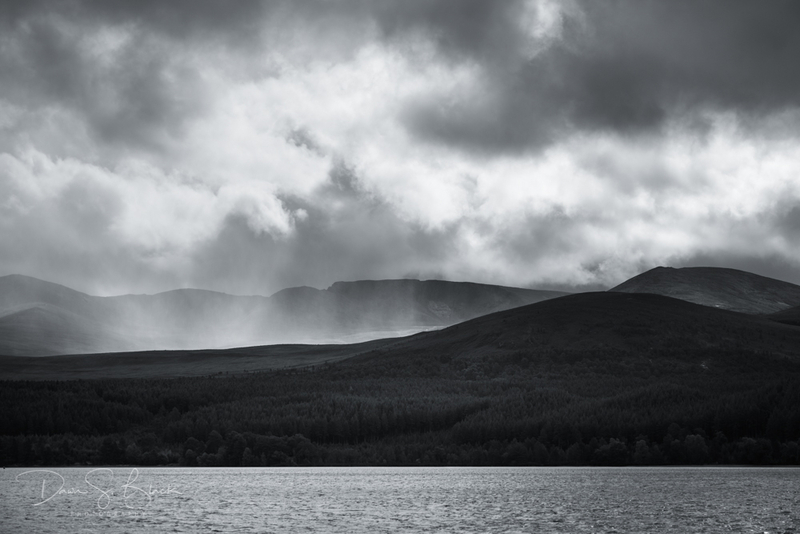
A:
1,466,798,533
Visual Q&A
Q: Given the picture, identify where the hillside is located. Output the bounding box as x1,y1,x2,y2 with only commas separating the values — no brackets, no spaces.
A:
6,291,800,380
3,291,799,468
0,338,397,380
0,305,138,356
0,275,564,356
609,266,800,314
339,291,800,376
768,304,800,327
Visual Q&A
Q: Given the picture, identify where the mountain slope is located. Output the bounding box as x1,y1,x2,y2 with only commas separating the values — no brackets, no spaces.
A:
5,292,800,470
768,304,800,327
8,291,800,379
0,274,116,324
0,275,565,356
609,266,800,314
348,291,800,370
0,304,137,356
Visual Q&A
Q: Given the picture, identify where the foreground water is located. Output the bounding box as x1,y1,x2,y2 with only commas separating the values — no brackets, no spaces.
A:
1,466,798,533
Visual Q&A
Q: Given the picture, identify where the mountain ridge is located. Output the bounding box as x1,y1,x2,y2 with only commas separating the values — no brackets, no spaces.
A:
0,274,566,356
5,264,800,359
4,289,800,380
609,266,800,314
351,290,800,366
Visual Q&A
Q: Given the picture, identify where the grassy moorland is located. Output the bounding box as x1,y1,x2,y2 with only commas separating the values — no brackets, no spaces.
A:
2,292,800,467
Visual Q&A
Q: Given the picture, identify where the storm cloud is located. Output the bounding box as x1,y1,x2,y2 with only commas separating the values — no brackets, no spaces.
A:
1,0,800,295
401,0,800,152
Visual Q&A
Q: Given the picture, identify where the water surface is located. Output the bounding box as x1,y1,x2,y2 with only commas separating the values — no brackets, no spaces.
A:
1,466,798,533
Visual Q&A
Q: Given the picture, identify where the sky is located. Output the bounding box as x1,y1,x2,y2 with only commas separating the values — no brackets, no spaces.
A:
1,0,800,296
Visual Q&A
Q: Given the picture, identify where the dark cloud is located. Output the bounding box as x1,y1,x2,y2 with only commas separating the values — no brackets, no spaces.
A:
286,127,324,156
190,175,459,295
402,0,800,153
5,0,800,155
0,0,360,156
576,1,800,116
779,206,800,237
263,162,458,292
491,207,576,262
321,159,360,198
0,8,209,157
0,0,271,44
3,0,800,295
373,0,532,62
767,204,800,254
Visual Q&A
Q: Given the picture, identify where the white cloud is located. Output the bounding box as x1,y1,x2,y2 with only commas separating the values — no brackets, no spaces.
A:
2,1,800,294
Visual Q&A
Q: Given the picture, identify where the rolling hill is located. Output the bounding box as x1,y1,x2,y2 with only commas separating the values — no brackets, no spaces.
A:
339,290,800,375
0,275,565,356
4,289,800,468
0,305,136,356
5,290,800,380
609,266,800,314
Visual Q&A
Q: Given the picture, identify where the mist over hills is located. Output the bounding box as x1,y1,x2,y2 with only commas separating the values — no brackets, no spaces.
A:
610,266,800,314
6,285,800,381
0,274,564,356
5,270,800,468
3,264,800,360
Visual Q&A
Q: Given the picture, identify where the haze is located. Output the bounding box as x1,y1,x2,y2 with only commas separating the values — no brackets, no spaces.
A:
1,1,800,296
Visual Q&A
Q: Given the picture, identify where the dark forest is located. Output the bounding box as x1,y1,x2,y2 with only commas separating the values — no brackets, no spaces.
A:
4,340,799,467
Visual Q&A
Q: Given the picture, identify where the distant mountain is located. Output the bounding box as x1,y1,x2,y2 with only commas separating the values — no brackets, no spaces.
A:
7,290,800,380
609,266,800,314
295,279,561,331
348,291,800,370
0,275,565,356
6,290,800,471
0,304,136,356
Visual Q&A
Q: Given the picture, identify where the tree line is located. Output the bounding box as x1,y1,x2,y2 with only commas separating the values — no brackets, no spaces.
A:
2,345,799,467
